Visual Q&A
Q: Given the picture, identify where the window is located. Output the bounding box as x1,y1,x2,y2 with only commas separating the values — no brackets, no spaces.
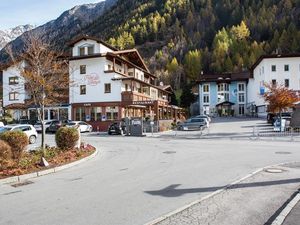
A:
79,47,85,56
238,93,245,103
238,83,245,92
9,77,19,85
107,64,112,71
239,104,245,115
75,108,85,121
80,85,86,95
80,65,86,74
87,45,94,55
91,107,102,121
104,83,111,93
203,95,209,103
203,84,209,93
285,79,289,88
272,79,277,86
262,66,264,74
271,65,276,72
125,84,129,91
9,92,19,101
106,107,118,120
284,65,289,72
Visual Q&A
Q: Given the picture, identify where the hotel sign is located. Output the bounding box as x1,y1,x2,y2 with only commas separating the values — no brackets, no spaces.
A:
132,101,154,105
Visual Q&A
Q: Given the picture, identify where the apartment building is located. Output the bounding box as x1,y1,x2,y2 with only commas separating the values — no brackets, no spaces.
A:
198,54,300,117
248,54,300,117
69,35,182,131
0,61,70,122
198,72,250,116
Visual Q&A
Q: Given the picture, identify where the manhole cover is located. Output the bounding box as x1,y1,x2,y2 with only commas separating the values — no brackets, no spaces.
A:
275,151,292,155
163,151,176,154
11,180,34,188
264,168,285,173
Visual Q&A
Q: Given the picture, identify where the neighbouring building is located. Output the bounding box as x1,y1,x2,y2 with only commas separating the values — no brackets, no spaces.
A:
69,35,183,131
198,54,300,117
0,61,70,122
198,72,250,116
248,54,300,117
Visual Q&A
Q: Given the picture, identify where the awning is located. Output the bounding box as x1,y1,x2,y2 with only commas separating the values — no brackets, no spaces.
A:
5,103,27,110
216,101,235,107
126,105,147,108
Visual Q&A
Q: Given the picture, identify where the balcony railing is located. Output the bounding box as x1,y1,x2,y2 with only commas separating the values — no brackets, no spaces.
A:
122,91,152,103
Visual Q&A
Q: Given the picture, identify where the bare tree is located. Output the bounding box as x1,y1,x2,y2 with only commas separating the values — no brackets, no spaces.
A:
7,33,69,150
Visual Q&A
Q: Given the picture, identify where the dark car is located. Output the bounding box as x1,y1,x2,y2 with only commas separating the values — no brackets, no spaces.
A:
47,120,72,133
177,118,206,131
108,122,126,135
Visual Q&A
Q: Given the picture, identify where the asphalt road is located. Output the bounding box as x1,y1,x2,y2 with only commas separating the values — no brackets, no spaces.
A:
1,119,300,225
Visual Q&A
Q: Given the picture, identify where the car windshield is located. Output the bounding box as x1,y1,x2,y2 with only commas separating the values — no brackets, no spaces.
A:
68,122,76,126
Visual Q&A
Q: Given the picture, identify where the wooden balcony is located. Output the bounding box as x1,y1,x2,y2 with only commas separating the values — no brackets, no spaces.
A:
122,91,152,103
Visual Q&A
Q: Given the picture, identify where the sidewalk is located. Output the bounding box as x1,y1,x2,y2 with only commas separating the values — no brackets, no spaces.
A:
147,162,300,225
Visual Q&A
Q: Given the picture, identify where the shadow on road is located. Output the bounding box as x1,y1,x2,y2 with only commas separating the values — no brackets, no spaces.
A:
145,178,300,197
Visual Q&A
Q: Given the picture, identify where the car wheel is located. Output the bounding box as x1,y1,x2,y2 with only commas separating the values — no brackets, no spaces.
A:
29,135,36,144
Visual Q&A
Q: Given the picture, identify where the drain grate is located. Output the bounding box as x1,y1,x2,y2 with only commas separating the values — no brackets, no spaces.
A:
11,180,34,188
275,151,292,155
163,151,176,154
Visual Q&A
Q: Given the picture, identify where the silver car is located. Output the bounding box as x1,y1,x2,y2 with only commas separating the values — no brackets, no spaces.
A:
178,118,206,131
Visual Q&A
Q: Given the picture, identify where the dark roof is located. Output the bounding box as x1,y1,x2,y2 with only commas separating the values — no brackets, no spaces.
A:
251,53,300,72
197,71,251,83
216,101,235,107
68,34,118,51
109,49,150,73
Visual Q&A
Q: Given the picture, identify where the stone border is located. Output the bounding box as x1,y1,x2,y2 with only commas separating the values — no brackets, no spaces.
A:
0,149,99,185
271,191,300,225
144,161,299,225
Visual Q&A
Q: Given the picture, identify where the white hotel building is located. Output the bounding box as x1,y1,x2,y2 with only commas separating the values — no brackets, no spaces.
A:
248,54,300,117
68,35,182,131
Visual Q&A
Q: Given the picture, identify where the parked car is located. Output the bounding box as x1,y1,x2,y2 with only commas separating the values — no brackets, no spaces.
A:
66,121,93,133
193,114,212,122
108,122,126,135
177,118,206,131
47,120,72,133
0,124,38,144
34,121,53,133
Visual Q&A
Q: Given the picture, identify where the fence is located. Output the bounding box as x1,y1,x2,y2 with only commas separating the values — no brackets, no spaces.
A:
253,126,300,140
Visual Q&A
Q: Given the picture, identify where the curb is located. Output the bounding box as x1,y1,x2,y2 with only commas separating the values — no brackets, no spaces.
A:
0,149,99,185
144,161,299,225
271,191,300,225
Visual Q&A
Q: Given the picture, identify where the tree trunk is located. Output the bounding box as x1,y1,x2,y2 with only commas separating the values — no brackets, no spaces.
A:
41,104,46,151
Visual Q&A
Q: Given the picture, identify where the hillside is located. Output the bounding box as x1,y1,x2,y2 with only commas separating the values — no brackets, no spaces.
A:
81,0,300,88
1,0,299,89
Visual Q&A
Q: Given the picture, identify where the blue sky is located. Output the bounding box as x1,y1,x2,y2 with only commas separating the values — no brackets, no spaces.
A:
0,0,103,30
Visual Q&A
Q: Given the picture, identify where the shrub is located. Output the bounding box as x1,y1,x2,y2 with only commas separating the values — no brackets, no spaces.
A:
55,127,79,150
0,140,12,161
0,131,28,163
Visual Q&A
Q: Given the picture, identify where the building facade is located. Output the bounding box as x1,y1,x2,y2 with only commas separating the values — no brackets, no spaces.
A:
69,35,182,131
198,72,249,116
198,54,300,117
248,54,300,117
1,62,71,122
